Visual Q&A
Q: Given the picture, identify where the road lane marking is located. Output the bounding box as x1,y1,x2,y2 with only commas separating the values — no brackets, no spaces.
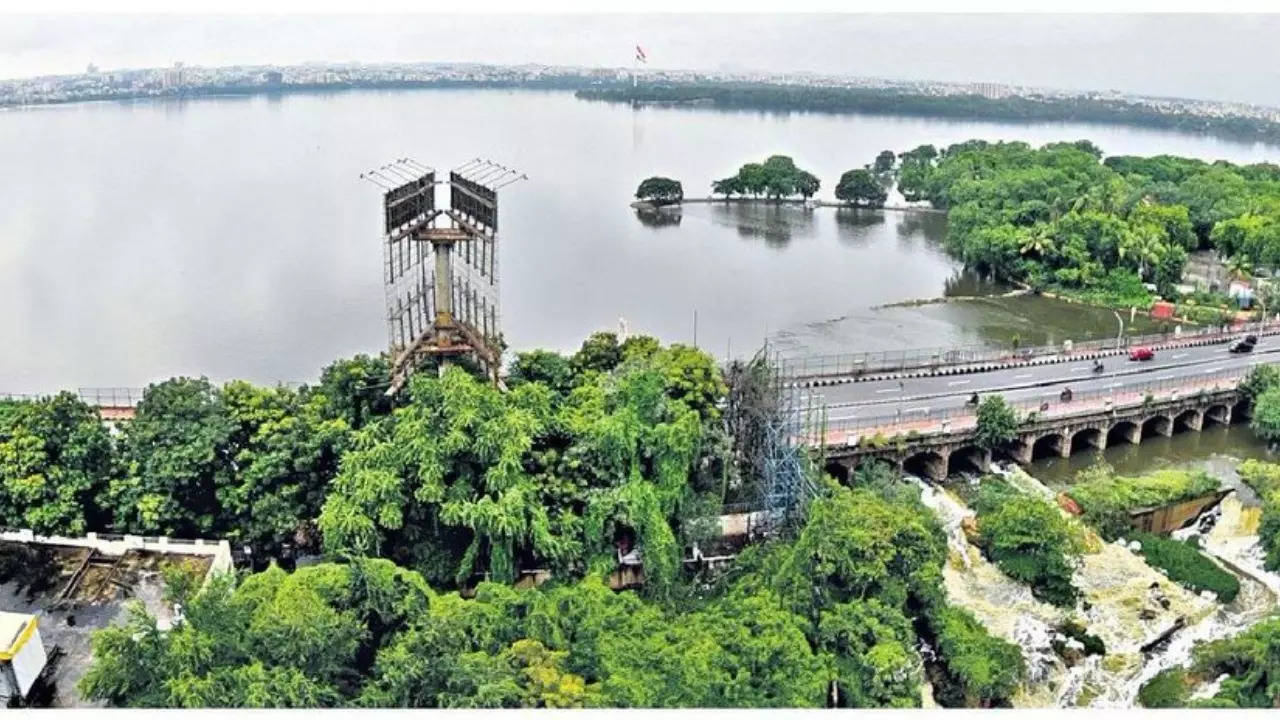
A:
1156,375,1173,380
1070,367,1088,373
876,388,900,394
1108,382,1121,388
1014,373,1033,379
947,380,970,386
1172,353,1188,359
904,407,929,414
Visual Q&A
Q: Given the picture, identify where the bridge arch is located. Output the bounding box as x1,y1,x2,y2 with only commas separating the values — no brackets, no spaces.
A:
1204,404,1232,427
903,450,947,483
1031,433,1067,461
1173,408,1203,434
1108,420,1141,446
1070,427,1106,455
1142,414,1173,438
947,445,990,477
1232,399,1252,424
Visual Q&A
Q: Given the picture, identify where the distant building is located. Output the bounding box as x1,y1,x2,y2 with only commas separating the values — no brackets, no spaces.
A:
84,63,98,75
262,70,283,85
161,62,185,89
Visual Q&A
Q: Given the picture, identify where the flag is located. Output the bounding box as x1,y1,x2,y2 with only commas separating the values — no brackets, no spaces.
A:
635,45,647,63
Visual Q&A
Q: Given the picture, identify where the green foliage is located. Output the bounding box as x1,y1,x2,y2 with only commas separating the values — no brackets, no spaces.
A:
0,393,114,535
1236,460,1280,571
80,560,429,707
634,176,683,206
973,395,1018,451
834,168,887,207
315,354,392,429
1138,667,1191,707
1186,616,1280,707
320,338,718,593
1128,531,1239,603
1251,386,1280,444
873,150,896,174
1065,466,1221,540
1242,362,1280,403
929,605,1025,707
507,350,574,395
712,154,820,199
971,478,1083,607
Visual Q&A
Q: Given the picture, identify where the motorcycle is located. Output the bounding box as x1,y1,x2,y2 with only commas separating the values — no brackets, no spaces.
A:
1092,360,1105,374
965,393,980,407
1060,387,1073,402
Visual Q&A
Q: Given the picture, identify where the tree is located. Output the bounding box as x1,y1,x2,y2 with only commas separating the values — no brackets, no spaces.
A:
634,177,683,206
795,171,821,199
1241,363,1280,402
107,378,234,536
1252,386,1280,444
572,331,623,375
0,393,114,536
507,350,574,395
974,395,1018,451
874,150,896,174
834,169,888,208
972,480,1083,607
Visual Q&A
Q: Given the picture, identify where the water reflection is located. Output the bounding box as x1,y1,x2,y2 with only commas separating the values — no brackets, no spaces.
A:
706,202,818,247
633,207,682,228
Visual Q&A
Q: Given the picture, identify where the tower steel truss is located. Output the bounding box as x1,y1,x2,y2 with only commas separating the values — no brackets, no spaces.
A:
360,157,526,394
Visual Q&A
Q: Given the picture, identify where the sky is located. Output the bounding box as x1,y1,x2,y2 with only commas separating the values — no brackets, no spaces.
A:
5,13,1280,107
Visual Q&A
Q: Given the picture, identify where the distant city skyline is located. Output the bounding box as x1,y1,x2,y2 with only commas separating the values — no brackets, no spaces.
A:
4,14,1280,107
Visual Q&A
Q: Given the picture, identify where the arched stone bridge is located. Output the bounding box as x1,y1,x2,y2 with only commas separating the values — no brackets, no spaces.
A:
823,387,1247,482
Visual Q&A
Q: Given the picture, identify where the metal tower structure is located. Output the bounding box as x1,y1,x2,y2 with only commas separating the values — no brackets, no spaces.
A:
360,158,526,394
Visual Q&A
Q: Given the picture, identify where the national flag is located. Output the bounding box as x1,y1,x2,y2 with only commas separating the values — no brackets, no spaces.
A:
635,45,647,63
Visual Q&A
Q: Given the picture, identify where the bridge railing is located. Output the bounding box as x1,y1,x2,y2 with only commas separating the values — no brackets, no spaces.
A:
812,368,1246,445
784,320,1277,382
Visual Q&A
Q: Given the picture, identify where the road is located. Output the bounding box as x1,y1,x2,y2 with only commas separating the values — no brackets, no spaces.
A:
809,337,1278,426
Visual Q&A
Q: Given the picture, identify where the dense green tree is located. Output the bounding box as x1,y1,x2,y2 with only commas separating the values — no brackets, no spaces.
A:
314,354,392,430
634,176,683,206
506,350,574,395
0,393,114,535
712,155,818,201
973,395,1018,451
572,331,623,375
874,150,896,173
835,169,888,208
971,479,1083,607
1252,386,1280,444
107,378,235,536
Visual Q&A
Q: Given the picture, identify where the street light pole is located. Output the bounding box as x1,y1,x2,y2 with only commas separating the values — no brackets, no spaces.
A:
1112,309,1125,349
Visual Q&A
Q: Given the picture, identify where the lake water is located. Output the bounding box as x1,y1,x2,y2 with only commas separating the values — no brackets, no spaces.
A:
4,88,1280,391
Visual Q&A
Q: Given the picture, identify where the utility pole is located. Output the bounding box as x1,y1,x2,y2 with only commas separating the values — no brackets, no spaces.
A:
1112,309,1125,349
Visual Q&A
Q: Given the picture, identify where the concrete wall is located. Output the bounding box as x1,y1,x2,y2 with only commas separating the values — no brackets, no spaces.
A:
0,530,233,580
1129,490,1233,535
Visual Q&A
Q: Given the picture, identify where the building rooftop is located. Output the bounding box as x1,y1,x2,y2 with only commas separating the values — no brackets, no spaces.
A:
0,533,228,707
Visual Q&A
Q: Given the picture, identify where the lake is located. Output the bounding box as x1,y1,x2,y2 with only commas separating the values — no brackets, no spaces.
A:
3,88,1280,391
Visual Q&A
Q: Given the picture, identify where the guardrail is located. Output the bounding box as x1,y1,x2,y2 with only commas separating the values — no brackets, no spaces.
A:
783,320,1277,382
812,368,1246,444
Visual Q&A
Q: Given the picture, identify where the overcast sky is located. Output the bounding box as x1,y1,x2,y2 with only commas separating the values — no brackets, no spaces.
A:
5,14,1280,107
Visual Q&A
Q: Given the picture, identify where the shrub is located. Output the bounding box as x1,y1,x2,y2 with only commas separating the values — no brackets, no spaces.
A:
1065,467,1220,540
972,478,1083,607
974,396,1018,451
929,605,1025,707
1237,460,1280,570
1138,667,1191,707
1129,532,1240,603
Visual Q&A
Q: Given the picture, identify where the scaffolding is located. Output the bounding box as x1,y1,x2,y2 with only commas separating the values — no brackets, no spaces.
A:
725,345,821,534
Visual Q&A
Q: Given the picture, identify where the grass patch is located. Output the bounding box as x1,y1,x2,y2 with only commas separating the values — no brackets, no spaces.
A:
1065,466,1220,540
1130,532,1240,603
1138,667,1191,707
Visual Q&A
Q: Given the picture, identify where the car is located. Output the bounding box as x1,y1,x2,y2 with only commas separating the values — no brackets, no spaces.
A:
1128,347,1154,361
1229,337,1257,353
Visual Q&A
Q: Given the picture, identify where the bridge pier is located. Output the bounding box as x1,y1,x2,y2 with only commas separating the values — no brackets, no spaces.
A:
1008,438,1033,465
1110,421,1141,446
1071,428,1106,454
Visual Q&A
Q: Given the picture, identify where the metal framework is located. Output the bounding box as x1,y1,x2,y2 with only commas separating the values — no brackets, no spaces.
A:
360,157,526,394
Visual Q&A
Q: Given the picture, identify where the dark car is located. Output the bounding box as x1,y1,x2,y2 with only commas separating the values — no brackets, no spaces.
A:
1229,337,1257,353
1128,347,1155,361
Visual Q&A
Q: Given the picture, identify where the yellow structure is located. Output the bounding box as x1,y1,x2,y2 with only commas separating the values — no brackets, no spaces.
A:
1,611,46,702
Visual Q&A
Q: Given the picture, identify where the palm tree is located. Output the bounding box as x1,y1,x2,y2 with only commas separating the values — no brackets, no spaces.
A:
1019,226,1053,259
